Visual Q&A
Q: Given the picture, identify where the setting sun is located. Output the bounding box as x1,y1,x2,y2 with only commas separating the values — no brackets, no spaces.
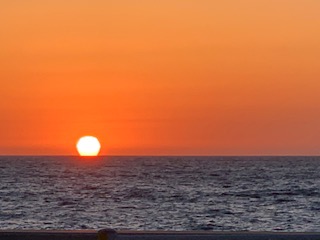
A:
76,136,101,156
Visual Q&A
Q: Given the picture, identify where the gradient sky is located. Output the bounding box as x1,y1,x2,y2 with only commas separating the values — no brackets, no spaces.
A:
1,0,320,155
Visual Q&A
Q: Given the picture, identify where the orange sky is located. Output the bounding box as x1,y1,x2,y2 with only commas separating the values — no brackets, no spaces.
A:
1,0,320,155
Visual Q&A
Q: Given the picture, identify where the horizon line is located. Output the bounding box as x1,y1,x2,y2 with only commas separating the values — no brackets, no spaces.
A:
0,154,320,157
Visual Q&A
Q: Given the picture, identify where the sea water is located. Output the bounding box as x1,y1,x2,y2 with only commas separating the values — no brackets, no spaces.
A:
0,156,319,231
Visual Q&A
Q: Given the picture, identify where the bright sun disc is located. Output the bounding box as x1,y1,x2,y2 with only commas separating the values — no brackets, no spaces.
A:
76,136,101,156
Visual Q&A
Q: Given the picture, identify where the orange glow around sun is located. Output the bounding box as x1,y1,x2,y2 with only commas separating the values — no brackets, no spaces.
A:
76,136,101,156
1,1,320,155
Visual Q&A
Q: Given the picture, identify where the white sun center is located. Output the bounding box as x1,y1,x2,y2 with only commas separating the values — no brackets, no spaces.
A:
76,136,101,156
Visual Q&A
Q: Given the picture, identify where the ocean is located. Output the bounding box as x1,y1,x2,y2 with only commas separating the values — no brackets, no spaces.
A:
0,156,319,231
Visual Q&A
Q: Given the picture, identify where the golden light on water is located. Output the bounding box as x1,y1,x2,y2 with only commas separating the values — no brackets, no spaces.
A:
76,136,101,156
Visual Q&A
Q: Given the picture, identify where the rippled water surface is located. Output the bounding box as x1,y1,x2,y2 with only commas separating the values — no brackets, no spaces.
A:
0,156,319,231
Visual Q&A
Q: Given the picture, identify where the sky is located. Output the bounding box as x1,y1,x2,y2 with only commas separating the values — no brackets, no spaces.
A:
1,0,320,155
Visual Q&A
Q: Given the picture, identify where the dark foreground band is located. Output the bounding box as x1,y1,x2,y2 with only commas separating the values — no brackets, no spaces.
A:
1,229,320,240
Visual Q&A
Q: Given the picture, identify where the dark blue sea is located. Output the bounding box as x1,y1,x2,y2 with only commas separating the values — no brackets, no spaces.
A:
0,156,319,231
